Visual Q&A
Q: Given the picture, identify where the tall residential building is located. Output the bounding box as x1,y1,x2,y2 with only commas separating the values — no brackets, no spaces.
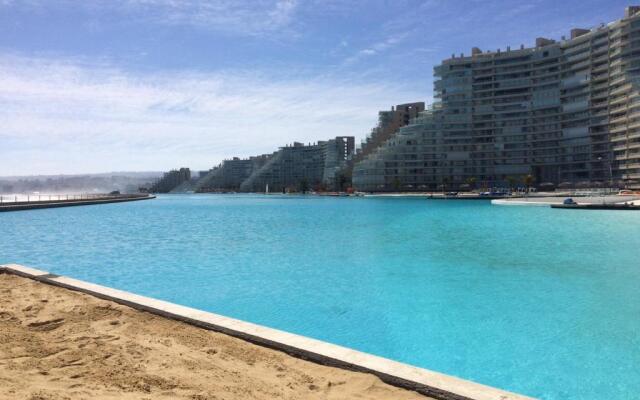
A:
195,155,271,192
240,137,355,192
149,168,191,193
353,102,425,164
354,6,640,191
323,136,356,190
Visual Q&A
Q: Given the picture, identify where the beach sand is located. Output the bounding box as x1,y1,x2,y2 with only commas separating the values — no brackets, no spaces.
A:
0,273,429,400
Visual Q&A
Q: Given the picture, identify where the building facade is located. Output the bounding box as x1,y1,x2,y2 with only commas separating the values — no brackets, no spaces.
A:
322,136,356,190
354,6,640,191
196,155,271,192
149,168,191,193
239,137,355,192
353,102,425,164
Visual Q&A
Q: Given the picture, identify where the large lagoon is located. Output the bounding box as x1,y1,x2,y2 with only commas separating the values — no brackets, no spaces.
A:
2,194,639,399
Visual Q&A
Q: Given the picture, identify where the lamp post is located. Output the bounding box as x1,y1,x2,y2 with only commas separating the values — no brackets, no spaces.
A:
608,156,613,191
598,155,614,203
597,155,613,193
597,157,604,203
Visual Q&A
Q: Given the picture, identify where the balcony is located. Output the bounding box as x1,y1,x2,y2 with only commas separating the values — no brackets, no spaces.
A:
562,100,590,113
610,82,632,96
561,74,590,88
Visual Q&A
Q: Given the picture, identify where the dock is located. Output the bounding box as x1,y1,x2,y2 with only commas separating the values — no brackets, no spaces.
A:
550,203,640,210
0,194,155,212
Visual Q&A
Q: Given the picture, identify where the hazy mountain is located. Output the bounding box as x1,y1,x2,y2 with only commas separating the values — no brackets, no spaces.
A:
0,172,163,194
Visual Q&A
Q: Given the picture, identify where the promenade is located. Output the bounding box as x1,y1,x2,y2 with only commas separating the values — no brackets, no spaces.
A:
0,193,154,212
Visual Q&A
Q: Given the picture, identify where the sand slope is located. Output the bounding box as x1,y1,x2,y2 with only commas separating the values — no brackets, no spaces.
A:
0,274,429,400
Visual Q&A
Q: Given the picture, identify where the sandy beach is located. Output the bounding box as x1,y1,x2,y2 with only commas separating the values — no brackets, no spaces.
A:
0,273,429,400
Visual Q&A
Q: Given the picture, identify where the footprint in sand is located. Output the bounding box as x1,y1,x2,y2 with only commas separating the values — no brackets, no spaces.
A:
0,311,19,322
27,318,65,331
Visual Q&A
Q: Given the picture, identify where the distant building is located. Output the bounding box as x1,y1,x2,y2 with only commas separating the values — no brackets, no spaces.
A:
196,155,270,192
149,168,191,193
239,142,327,193
239,137,355,192
353,103,425,164
323,136,355,190
354,6,640,191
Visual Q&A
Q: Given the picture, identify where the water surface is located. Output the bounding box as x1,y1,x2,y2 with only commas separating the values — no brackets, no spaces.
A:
1,194,639,399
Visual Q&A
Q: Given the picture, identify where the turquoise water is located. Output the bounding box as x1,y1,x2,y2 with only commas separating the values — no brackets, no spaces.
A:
1,194,639,399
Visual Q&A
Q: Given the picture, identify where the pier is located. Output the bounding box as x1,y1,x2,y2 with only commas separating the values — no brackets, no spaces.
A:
550,203,640,210
0,193,155,212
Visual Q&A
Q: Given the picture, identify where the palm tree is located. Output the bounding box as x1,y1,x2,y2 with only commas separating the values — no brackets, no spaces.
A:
393,177,402,191
337,172,350,192
465,177,477,191
441,176,450,194
506,176,517,191
299,178,309,194
523,174,535,195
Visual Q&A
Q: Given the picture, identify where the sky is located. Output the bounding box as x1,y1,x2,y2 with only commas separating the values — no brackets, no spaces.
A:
0,0,631,175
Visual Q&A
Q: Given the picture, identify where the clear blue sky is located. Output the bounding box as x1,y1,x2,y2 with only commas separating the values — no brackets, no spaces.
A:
0,0,630,175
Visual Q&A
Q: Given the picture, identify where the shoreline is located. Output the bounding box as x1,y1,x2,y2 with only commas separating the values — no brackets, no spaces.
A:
0,264,533,400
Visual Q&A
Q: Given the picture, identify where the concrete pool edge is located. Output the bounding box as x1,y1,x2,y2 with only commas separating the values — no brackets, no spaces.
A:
0,263,535,400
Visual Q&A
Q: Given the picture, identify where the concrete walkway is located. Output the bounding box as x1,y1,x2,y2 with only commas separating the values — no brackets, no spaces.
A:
0,194,155,212
492,195,640,206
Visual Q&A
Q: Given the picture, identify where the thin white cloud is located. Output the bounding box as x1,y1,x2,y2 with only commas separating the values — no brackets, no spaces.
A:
130,0,300,37
2,0,301,38
343,32,410,65
494,1,540,20
0,54,424,175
